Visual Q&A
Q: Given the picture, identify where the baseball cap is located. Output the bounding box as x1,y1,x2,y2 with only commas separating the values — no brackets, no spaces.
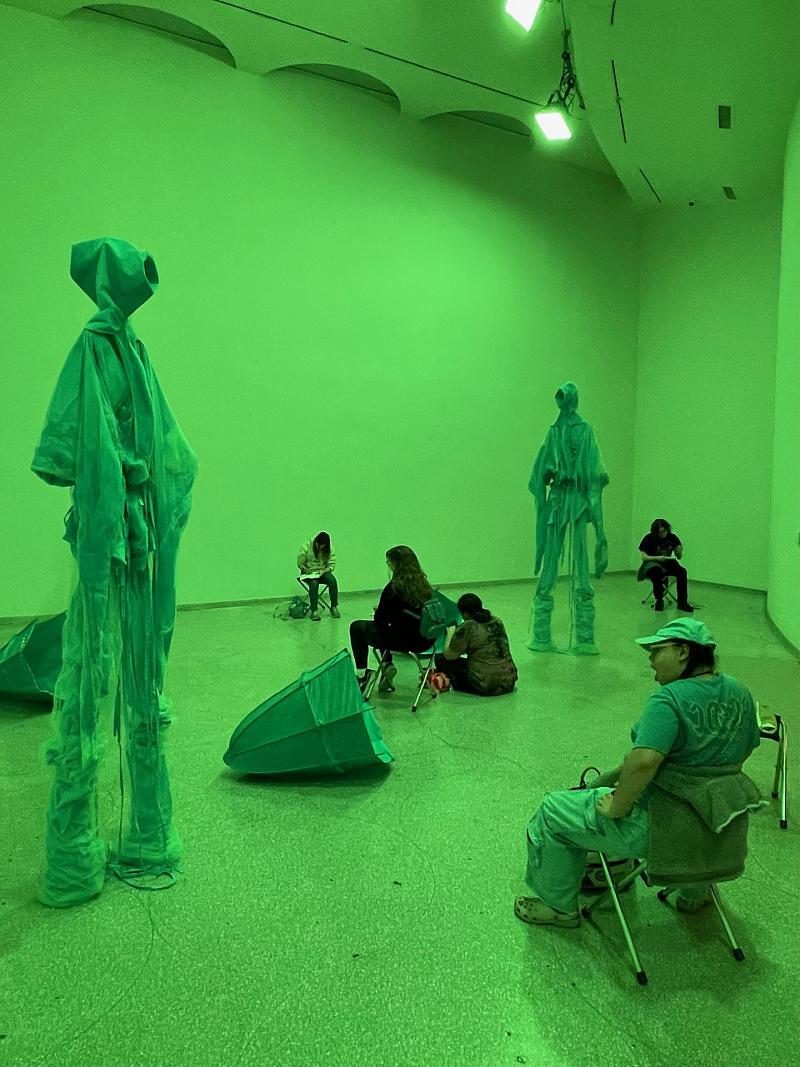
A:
635,617,716,649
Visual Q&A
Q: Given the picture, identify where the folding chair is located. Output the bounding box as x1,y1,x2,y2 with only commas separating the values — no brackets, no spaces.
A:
757,703,788,829
296,575,332,616
640,576,676,609
362,590,459,713
580,856,745,986
362,642,439,713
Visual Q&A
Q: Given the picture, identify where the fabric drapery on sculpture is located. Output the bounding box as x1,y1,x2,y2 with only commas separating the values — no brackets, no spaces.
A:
32,238,196,906
528,381,608,654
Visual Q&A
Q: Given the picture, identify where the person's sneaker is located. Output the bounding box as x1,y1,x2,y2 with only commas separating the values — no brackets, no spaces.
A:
379,664,397,692
358,670,375,694
676,890,713,913
310,612,321,622
514,896,580,927
654,599,664,612
677,602,694,613
330,606,341,618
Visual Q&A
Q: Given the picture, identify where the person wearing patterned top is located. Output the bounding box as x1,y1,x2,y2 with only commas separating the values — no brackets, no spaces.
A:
435,593,517,696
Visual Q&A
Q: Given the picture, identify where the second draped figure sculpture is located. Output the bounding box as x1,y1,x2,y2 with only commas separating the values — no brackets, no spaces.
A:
528,381,608,654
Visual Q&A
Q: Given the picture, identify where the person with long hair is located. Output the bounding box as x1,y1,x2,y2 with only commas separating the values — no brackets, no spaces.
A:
435,593,517,696
297,531,339,620
349,546,433,692
637,518,693,612
514,618,762,928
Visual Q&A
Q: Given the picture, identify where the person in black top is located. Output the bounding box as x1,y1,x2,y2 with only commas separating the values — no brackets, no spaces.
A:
349,546,434,693
637,518,693,612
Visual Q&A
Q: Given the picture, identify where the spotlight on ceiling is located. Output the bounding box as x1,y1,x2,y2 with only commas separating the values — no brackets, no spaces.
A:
534,28,583,141
535,97,572,140
505,0,545,32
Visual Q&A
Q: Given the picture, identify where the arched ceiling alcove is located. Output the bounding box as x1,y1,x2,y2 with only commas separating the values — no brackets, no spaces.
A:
68,3,236,66
267,64,401,113
8,0,800,203
430,110,532,139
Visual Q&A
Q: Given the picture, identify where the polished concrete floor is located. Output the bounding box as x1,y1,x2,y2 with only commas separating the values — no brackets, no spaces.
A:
0,575,797,1067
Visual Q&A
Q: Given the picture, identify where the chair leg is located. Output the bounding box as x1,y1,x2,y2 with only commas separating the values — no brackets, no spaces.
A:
773,717,787,829
659,884,745,963
411,655,434,714
709,884,745,962
595,854,648,985
581,860,647,915
762,714,788,830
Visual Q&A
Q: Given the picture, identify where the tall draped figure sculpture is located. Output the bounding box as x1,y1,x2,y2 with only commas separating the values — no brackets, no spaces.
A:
32,238,197,906
528,382,608,655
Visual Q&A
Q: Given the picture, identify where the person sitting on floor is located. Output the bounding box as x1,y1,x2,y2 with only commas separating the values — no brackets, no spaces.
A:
350,545,434,693
435,593,517,696
637,518,693,612
297,531,340,621
514,618,762,928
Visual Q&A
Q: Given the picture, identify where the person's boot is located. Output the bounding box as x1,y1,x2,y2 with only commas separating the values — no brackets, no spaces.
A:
379,664,397,692
654,598,664,612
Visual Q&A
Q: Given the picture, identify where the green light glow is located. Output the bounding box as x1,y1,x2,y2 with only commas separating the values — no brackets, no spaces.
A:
535,109,572,140
504,0,544,32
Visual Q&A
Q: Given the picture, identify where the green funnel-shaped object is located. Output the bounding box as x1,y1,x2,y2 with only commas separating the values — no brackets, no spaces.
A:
0,613,66,703
223,649,393,775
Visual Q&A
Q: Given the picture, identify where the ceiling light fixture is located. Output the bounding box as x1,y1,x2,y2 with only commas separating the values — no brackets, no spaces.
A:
504,0,545,32
534,25,584,141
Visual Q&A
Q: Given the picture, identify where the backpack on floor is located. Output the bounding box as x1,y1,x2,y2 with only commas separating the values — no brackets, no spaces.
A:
274,596,310,621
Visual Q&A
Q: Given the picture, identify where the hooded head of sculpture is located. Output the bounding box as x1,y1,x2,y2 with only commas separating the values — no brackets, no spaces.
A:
70,238,158,321
555,381,579,415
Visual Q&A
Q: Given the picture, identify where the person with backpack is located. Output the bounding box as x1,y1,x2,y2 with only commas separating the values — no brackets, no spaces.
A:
297,531,340,620
435,593,517,696
349,546,436,693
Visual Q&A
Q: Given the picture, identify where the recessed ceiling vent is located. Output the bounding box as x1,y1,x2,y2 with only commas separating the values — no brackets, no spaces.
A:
718,105,732,129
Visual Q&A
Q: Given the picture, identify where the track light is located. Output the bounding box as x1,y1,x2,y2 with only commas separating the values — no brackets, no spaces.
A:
505,0,544,32
534,28,584,141
535,95,572,140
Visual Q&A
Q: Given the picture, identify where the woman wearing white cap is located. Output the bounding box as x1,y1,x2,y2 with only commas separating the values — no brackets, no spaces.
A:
514,618,763,927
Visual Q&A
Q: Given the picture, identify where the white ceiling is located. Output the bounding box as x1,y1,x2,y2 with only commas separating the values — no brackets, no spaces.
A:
8,0,800,205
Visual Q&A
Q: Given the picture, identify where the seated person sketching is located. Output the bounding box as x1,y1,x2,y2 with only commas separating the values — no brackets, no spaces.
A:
514,618,762,928
297,531,340,620
637,518,693,612
349,545,434,693
435,593,517,696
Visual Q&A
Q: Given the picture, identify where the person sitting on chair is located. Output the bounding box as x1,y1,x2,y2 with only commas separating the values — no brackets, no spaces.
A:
435,593,517,696
514,618,762,928
297,531,340,621
350,545,434,693
637,518,693,612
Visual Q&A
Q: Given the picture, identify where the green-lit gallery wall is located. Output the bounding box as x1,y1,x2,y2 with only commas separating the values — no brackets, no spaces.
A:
0,4,795,646
769,97,800,649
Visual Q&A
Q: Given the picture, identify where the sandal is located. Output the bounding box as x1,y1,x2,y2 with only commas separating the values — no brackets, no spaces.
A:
514,896,580,927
